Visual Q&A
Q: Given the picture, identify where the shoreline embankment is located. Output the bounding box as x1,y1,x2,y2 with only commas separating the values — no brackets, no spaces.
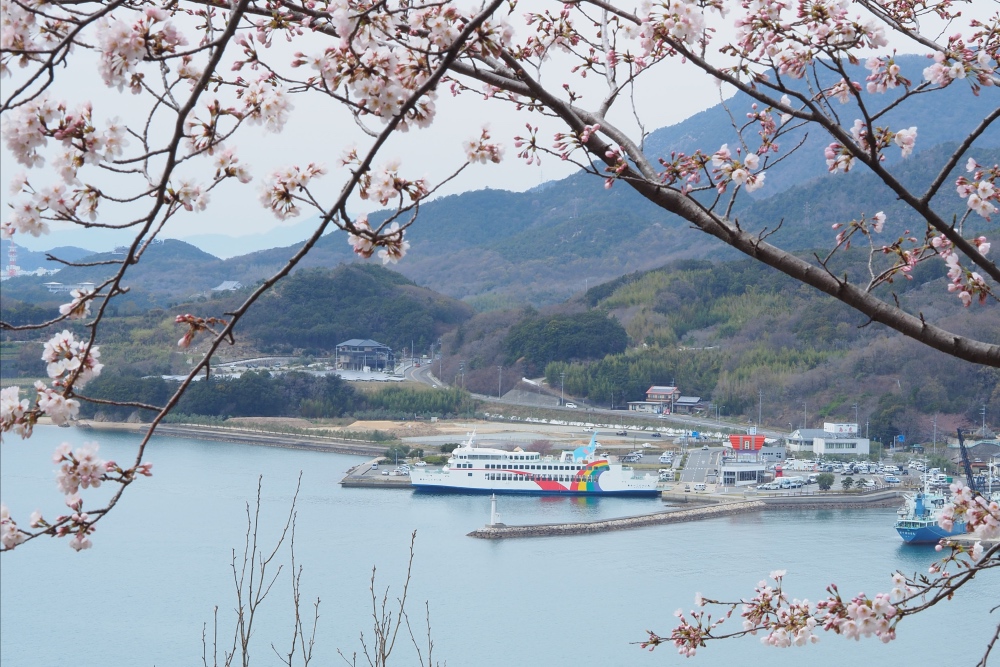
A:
76,421,386,457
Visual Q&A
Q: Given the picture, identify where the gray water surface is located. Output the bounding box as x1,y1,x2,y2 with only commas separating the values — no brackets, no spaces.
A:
1,426,995,666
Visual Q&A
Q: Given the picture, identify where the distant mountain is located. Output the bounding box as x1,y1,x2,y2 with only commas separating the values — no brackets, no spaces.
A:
0,240,95,272
641,54,1000,195
7,55,996,308
178,217,321,259
0,239,225,306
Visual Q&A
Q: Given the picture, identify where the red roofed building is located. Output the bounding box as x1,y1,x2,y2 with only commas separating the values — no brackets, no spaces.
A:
728,434,766,451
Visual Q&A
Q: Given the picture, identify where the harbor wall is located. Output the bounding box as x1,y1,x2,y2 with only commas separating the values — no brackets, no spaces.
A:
469,491,906,539
79,422,387,456
469,501,765,539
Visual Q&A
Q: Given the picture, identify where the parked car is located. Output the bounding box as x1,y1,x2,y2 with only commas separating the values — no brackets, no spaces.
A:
564,403,577,409
884,475,901,484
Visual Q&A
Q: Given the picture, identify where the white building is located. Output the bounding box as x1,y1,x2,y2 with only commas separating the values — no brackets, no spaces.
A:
720,461,767,487
788,423,870,457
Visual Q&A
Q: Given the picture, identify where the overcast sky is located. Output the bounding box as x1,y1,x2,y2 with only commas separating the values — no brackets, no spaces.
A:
2,1,967,253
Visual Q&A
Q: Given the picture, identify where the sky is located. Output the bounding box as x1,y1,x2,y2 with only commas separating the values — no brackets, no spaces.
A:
0,2,742,253
1,0,971,254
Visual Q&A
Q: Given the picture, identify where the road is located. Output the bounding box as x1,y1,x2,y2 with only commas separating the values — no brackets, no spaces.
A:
401,362,440,387
679,447,722,484
395,363,783,438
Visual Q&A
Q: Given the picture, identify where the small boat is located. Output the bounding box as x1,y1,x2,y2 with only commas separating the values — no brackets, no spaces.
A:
409,431,660,496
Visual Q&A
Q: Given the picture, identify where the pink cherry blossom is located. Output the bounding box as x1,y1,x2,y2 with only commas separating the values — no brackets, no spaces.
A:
893,127,917,158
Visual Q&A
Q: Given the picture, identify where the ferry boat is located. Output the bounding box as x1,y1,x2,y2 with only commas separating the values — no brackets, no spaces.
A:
894,486,965,544
409,431,660,496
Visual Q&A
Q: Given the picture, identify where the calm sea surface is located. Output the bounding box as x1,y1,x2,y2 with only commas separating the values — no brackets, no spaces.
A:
1,426,996,666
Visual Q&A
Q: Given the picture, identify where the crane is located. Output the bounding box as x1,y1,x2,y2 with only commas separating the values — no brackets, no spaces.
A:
956,429,982,494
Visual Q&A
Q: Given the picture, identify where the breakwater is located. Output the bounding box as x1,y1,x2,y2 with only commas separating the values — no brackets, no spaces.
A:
469,500,766,538
468,491,905,539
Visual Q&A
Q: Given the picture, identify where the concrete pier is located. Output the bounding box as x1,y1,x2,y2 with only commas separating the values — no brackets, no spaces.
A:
468,501,766,539
468,490,906,539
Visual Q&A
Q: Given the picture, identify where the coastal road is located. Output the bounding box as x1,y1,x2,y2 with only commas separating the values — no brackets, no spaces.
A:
679,447,722,484
401,362,443,387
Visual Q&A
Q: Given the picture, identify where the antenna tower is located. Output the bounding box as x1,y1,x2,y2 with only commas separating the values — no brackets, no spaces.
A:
6,238,19,278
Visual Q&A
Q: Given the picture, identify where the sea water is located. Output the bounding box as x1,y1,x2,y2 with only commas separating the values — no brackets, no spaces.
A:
1,426,995,666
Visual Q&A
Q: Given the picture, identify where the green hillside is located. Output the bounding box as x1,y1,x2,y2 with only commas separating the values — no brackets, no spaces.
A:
233,264,473,354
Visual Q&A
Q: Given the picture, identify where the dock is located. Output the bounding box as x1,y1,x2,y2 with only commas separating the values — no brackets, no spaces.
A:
339,459,413,488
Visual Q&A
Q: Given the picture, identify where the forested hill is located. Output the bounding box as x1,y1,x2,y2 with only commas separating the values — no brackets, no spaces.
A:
437,255,998,445
232,264,473,355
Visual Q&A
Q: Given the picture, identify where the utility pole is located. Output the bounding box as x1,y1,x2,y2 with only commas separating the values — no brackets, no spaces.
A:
982,404,988,437
933,414,937,455
802,401,807,430
758,389,763,427
497,365,502,399
560,371,566,406
852,403,859,429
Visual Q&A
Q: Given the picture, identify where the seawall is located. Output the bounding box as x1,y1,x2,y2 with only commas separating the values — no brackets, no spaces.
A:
469,501,766,539
77,422,387,456
468,491,905,539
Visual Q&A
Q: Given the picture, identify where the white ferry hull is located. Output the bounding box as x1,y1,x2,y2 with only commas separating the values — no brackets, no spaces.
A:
411,431,660,497
410,464,660,497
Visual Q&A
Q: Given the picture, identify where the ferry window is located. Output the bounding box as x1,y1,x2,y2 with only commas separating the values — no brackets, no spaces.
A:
468,472,473,477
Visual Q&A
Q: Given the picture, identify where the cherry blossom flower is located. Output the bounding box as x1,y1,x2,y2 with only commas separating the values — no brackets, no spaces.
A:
34,382,80,426
58,288,94,320
893,127,917,158
872,212,885,233
240,79,293,133
41,330,102,387
0,503,27,549
171,179,209,212
347,215,376,258
376,222,410,265
463,126,505,164
54,442,107,496
259,163,327,219
1,386,28,427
